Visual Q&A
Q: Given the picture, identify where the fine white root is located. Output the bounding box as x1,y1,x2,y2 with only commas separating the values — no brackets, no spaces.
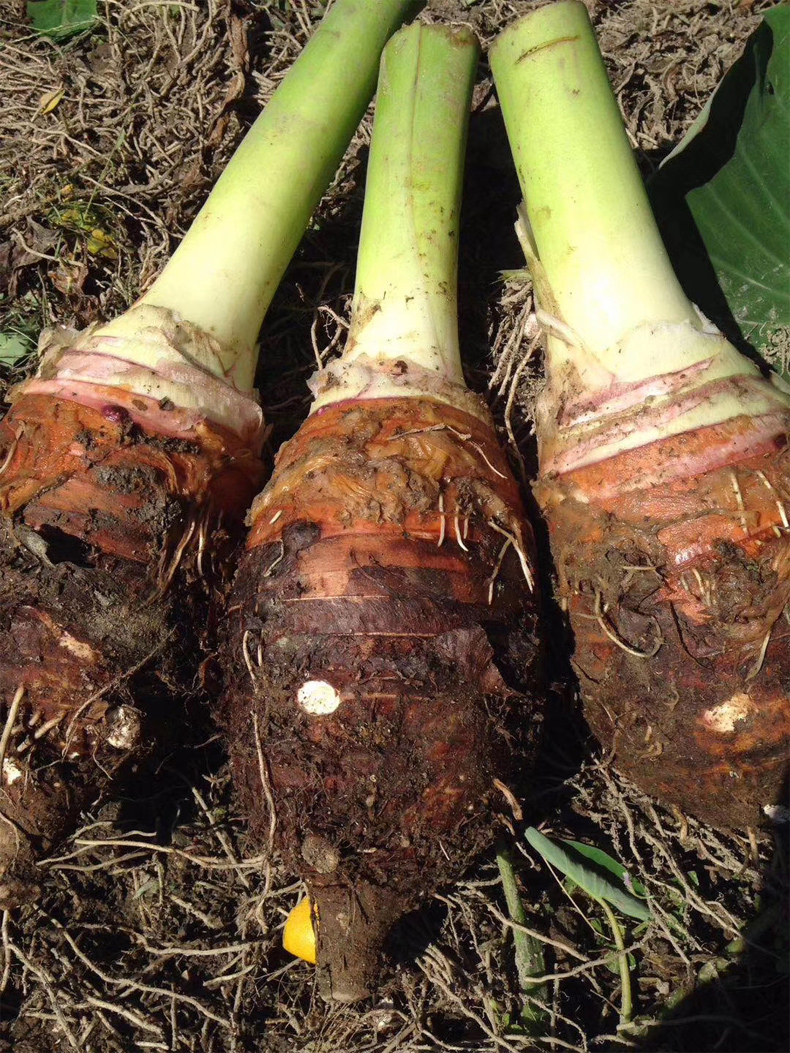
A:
503,330,540,485
196,509,211,580
746,629,772,682
0,687,26,857
252,713,276,854
467,439,507,479
487,519,534,592
453,513,468,552
535,308,586,352
493,778,523,821
32,716,65,741
691,567,714,609
0,910,10,994
262,538,285,578
388,423,507,479
729,469,750,534
241,630,260,689
0,686,25,780
594,591,663,659
490,294,532,394
487,536,513,606
437,491,446,547
153,515,198,601
756,469,790,529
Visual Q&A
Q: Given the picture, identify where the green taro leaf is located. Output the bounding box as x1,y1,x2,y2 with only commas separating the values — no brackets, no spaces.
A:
526,828,651,922
27,0,98,41
0,332,34,368
651,7,790,376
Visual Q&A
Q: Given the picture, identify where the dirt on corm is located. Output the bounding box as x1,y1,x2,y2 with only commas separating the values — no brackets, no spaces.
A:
0,390,262,909
0,1,787,1052
221,395,542,1002
536,436,790,831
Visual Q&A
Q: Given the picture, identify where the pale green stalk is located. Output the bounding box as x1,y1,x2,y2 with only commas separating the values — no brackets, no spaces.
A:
491,1,698,361
310,22,482,416
98,0,415,391
600,899,632,1025
490,1,789,470
495,847,549,1032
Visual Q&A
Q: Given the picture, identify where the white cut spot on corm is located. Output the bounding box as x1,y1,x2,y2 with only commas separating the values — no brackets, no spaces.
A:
106,706,142,750
57,630,99,662
297,680,341,716
763,804,790,824
701,692,755,734
2,758,23,785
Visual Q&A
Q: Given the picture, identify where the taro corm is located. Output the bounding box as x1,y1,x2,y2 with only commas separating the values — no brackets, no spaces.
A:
220,22,543,1002
490,0,790,829
0,0,413,906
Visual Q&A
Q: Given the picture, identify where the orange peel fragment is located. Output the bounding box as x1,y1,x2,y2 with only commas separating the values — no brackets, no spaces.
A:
282,896,317,965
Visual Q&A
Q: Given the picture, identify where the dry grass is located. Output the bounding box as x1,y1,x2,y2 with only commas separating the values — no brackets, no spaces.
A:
0,1,787,1051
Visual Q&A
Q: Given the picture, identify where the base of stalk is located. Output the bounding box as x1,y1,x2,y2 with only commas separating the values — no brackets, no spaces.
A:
308,352,491,423
537,417,790,829
19,306,265,451
535,320,790,478
221,397,542,999
310,882,406,1002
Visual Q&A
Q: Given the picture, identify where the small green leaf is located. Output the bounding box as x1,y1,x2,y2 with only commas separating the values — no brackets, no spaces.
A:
526,828,651,922
27,0,98,41
698,958,728,984
588,916,605,937
564,840,648,899
651,8,790,377
0,332,34,368
604,951,637,975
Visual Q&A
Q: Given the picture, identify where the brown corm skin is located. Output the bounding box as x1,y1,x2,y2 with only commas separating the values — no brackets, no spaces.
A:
536,415,790,830
220,397,542,1001
0,392,264,905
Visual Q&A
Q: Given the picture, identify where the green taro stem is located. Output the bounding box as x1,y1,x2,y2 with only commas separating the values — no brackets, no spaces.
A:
601,899,633,1025
489,0,699,362
342,21,479,383
496,847,550,1032
134,0,415,390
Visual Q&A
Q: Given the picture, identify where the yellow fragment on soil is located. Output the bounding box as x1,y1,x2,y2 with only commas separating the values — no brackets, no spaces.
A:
282,896,317,965
39,88,65,115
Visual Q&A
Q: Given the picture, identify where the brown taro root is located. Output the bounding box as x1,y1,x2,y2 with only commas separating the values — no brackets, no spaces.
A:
491,1,790,829
535,421,790,831
0,381,264,906
221,397,541,1000
0,0,414,903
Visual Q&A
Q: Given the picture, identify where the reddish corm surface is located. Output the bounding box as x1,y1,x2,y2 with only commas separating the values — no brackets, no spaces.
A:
221,396,542,1000
0,390,263,904
536,414,790,830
